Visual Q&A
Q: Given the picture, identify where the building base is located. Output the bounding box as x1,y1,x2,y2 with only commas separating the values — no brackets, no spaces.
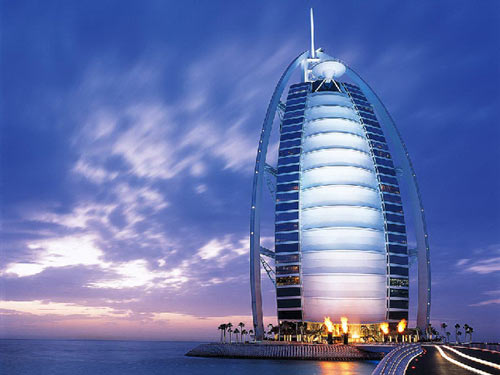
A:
185,342,383,361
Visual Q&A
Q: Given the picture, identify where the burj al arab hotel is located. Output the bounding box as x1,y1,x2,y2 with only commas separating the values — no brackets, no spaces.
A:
249,10,431,341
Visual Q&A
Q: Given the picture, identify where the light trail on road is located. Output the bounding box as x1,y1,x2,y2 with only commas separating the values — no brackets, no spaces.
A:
443,345,500,370
435,345,493,375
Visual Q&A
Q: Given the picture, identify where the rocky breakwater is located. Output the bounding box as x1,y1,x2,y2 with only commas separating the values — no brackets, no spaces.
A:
186,342,383,361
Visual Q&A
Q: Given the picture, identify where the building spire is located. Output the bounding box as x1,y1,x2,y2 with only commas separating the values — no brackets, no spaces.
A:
310,8,315,58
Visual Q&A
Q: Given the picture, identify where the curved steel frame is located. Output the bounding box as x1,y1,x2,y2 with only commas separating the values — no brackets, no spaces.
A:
250,51,309,340
250,50,431,340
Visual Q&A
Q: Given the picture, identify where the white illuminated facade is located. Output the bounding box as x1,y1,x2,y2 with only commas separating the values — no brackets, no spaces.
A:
300,89,387,323
249,10,431,340
274,69,408,325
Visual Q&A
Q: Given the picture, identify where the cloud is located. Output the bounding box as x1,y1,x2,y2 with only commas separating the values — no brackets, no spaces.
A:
0,300,125,318
88,259,188,290
73,159,118,184
0,304,277,340
469,290,500,307
2,234,188,290
469,299,500,307
1,232,251,313
197,235,247,262
462,257,500,275
1,38,289,285
456,258,470,266
3,234,105,277
15,194,172,267
70,41,296,186
484,290,500,296
195,184,207,194
2,39,284,327
454,245,500,275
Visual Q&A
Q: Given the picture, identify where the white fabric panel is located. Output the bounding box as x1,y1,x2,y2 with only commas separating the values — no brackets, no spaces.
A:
296,90,387,323
301,166,378,189
302,149,373,171
302,133,370,153
301,227,386,252
301,185,381,209
304,118,364,137
301,251,386,275
301,206,384,230
302,274,386,299
306,106,360,122
307,93,353,108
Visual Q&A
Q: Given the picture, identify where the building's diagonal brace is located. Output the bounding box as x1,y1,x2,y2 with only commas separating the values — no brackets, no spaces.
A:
260,256,276,287
260,246,275,259
264,164,277,198
264,163,277,177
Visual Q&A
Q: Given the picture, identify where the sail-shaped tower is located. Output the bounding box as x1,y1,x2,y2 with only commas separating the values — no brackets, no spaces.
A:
250,9,430,341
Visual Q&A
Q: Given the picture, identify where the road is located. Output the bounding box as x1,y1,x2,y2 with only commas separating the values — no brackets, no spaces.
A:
406,345,500,375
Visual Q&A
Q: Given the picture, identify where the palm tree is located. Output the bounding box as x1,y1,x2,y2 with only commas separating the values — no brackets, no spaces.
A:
457,330,462,343
267,324,274,340
218,324,225,343
296,321,303,342
221,323,228,343
440,323,448,341
224,323,229,343
463,324,470,342
427,323,434,340
266,328,273,340
446,332,451,343
468,327,474,343
249,329,254,342
430,326,439,341
226,322,233,342
242,329,248,342
238,322,245,342
280,321,294,341
464,325,473,343
454,324,460,343
234,328,240,343
228,328,233,343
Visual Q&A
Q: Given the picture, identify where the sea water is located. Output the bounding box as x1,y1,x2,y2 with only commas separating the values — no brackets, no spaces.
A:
0,339,378,375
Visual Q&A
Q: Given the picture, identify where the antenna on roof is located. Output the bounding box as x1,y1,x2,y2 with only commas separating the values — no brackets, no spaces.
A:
310,8,315,58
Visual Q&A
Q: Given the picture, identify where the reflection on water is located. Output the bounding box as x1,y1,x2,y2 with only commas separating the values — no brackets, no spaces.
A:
0,340,379,375
319,360,378,375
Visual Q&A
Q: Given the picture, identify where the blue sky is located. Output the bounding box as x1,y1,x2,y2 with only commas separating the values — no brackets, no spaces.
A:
1,0,499,341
